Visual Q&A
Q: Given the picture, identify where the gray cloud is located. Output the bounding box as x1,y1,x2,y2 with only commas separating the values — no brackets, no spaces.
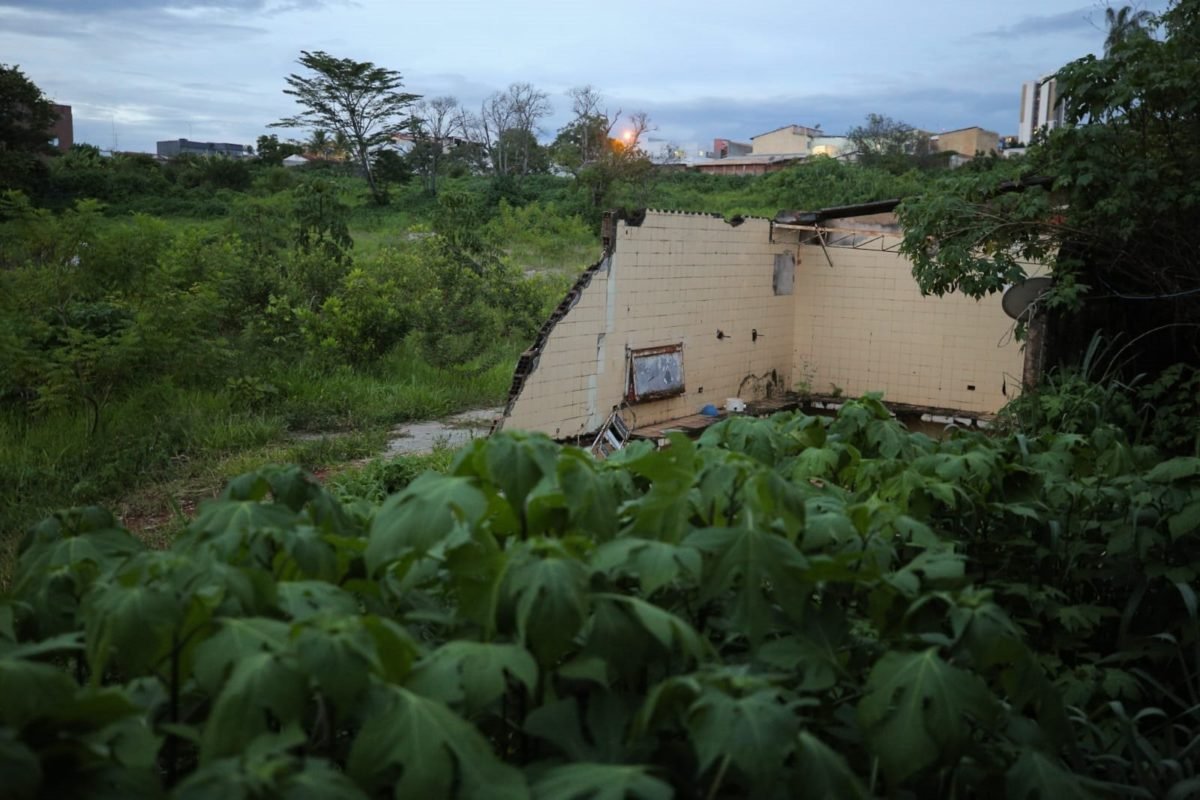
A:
0,0,322,11
981,6,1097,38
2,0,1102,154
619,86,1020,150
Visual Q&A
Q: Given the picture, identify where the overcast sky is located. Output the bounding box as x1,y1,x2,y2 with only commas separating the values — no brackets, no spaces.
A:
0,0,1162,155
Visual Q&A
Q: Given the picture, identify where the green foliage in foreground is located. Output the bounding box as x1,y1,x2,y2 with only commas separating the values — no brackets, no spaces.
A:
4,397,1200,797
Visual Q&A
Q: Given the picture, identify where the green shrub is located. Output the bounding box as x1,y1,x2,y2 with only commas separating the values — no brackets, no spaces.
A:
4,399,1198,796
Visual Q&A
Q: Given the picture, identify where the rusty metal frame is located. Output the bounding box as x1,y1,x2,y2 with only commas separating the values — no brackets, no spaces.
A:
626,343,686,404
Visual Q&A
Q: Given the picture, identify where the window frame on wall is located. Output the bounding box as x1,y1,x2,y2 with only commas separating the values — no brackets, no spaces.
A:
626,344,686,404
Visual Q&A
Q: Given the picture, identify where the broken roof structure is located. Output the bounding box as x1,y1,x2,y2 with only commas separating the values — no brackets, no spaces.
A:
495,204,1041,442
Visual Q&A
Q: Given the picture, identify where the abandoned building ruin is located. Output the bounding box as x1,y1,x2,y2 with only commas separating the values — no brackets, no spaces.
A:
495,204,1043,444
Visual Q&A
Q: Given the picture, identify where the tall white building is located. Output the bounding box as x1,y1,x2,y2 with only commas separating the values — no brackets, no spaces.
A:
1018,75,1065,145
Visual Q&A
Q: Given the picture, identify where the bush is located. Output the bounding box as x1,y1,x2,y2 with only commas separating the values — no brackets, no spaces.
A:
5,399,1199,796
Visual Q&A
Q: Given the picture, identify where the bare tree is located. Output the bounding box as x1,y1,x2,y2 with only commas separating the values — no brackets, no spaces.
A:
552,86,622,175
622,111,655,155
472,82,551,178
410,95,462,194
567,85,619,168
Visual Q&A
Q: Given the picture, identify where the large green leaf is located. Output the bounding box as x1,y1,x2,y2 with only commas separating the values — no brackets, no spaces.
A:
193,616,290,694
1146,457,1200,483
530,762,672,800
524,692,634,763
0,730,41,800
1006,749,1096,800
347,683,528,799
365,473,488,573
481,431,561,527
684,526,809,644
84,578,183,680
0,656,78,727
686,686,799,788
198,651,308,763
793,731,869,799
591,594,707,663
590,538,701,596
504,550,589,664
858,648,997,784
406,641,537,715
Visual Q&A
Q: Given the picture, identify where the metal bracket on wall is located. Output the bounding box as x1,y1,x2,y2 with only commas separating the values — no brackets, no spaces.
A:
816,228,834,268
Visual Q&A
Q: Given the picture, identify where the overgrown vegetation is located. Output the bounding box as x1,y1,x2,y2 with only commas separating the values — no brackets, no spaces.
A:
898,0,1200,368
0,174,558,539
4,397,1199,796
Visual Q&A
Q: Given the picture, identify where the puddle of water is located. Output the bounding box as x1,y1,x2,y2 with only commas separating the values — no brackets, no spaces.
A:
384,407,501,457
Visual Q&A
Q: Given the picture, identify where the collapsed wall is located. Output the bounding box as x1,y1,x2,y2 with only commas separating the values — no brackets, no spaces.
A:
496,208,1030,440
788,218,1027,415
498,211,797,438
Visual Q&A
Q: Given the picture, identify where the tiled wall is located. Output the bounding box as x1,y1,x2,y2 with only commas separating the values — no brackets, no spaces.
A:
501,213,1029,438
791,238,1026,413
501,212,798,437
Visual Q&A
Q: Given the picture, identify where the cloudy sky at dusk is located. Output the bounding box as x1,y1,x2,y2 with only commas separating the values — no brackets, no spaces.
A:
0,0,1163,155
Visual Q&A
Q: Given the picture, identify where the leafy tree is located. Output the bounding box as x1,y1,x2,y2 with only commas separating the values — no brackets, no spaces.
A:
0,64,57,194
551,114,613,176
372,148,411,188
846,113,944,173
0,64,56,154
1104,4,1154,55
897,0,1199,367
305,129,333,159
273,50,421,204
254,134,303,166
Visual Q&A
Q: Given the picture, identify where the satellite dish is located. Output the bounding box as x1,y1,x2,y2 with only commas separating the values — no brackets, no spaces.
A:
1002,276,1053,322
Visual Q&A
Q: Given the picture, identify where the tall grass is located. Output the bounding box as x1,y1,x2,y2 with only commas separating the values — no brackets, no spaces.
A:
0,339,520,559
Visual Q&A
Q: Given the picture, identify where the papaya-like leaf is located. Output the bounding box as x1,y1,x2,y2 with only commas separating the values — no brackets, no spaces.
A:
347,683,528,799
198,652,308,763
192,616,290,694
481,431,561,525
525,692,634,763
504,550,589,664
793,731,870,799
365,473,487,573
1006,749,1097,800
686,687,799,788
406,641,537,715
590,538,701,596
530,762,672,800
684,526,809,644
858,648,997,784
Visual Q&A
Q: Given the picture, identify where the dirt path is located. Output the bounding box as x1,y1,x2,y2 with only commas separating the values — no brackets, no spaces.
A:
383,407,501,456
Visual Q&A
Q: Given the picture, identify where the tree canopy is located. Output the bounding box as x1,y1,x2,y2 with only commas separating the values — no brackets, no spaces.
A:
273,51,420,204
0,64,58,195
897,0,1200,365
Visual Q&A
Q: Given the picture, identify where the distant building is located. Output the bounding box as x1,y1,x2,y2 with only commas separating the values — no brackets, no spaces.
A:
712,138,752,159
689,153,804,175
930,127,999,159
50,104,73,152
1018,75,1065,145
156,138,250,159
750,124,823,156
282,154,310,168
